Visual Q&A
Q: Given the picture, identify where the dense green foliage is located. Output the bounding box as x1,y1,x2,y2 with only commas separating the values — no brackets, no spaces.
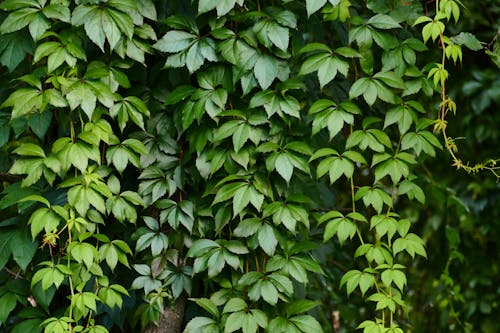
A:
0,0,498,332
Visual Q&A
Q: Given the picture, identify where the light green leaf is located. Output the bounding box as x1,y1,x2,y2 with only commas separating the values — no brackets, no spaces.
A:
258,224,277,256
254,54,277,90
0,8,38,34
267,22,289,51
275,153,294,183
154,30,196,53
136,0,157,20
13,143,45,158
233,185,251,215
306,0,328,17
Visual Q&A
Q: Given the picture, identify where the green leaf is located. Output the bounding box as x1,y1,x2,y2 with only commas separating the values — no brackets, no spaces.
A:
286,300,321,316
198,0,217,14
254,54,278,90
233,185,251,215
393,233,427,258
261,280,279,305
11,230,38,270
0,293,17,325
290,315,324,333
155,30,197,53
319,57,348,89
13,143,46,158
275,153,294,183
368,14,402,29
381,268,407,291
234,218,262,237
451,32,483,51
306,0,328,17
29,207,61,239
1,88,42,119
42,4,71,22
28,111,52,140
0,8,38,34
165,85,196,105
0,32,34,71
267,22,289,51
258,224,278,256
69,242,98,268
12,318,44,333
223,297,247,313
340,269,375,296
184,317,218,333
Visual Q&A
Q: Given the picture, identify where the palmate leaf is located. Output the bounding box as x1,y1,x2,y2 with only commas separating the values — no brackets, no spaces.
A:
354,186,392,214
299,44,356,88
393,233,427,258
154,29,217,73
61,79,113,119
154,30,197,53
340,269,375,296
29,207,62,239
72,4,134,51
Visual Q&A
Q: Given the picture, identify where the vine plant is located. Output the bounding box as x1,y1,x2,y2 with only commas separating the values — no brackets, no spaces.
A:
0,0,492,333
415,0,500,179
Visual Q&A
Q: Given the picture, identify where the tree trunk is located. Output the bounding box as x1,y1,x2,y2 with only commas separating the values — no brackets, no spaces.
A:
144,296,186,333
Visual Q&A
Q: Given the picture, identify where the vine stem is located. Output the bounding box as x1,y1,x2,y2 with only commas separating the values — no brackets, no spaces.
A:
349,126,364,246
433,0,500,179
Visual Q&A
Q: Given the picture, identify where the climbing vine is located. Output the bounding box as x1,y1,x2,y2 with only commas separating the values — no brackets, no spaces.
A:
415,0,500,179
0,1,496,333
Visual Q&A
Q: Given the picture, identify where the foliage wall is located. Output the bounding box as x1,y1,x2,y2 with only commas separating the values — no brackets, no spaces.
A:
0,0,498,333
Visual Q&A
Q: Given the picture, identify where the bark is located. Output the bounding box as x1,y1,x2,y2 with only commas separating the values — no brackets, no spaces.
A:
144,295,186,333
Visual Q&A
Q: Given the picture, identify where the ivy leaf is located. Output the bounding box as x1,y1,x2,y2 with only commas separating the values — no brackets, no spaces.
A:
0,31,34,71
393,233,427,258
0,7,39,34
306,0,328,17
340,269,375,296
72,4,134,51
184,317,218,333
154,30,197,53
11,230,38,271
1,88,42,119
136,0,157,20
29,207,61,239
68,242,98,269
28,111,52,139
367,14,402,30
0,293,17,325
275,153,294,183
232,185,251,215
451,32,483,51
267,22,289,51
254,54,278,90
381,267,407,291
398,180,425,204
290,315,324,333
258,224,278,256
